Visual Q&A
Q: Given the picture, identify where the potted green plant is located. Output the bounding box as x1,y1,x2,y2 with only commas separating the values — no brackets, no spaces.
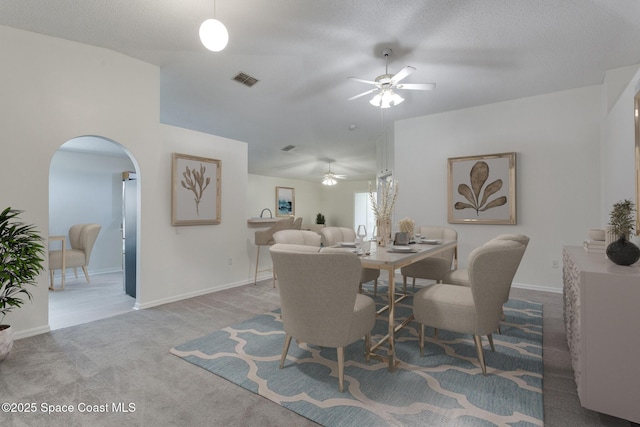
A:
0,207,45,361
606,199,640,266
316,213,325,225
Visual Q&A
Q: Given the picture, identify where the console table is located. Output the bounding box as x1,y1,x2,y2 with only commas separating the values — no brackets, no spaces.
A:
562,246,640,423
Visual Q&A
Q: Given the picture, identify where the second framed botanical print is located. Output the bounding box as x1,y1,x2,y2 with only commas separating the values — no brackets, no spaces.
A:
448,152,516,225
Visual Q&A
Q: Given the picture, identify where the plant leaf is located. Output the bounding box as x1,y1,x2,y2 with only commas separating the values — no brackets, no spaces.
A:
479,196,507,211
470,161,489,202
454,202,475,210
479,179,503,207
457,184,476,206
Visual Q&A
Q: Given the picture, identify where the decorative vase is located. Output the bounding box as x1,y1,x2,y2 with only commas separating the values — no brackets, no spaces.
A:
376,218,391,247
0,325,13,362
606,236,640,266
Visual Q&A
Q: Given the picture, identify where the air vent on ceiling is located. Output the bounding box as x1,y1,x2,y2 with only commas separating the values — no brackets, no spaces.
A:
281,145,296,152
232,72,259,87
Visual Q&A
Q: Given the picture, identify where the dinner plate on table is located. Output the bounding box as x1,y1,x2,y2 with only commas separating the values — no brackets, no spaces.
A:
388,246,415,253
420,239,442,245
338,242,356,248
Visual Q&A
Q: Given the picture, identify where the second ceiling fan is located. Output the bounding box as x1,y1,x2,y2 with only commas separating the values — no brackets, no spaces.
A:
348,48,436,108
322,161,346,186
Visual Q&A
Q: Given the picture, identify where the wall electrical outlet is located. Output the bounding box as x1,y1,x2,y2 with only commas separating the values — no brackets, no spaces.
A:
551,260,559,268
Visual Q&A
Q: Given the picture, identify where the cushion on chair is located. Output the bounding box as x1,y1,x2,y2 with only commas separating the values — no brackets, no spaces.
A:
48,249,86,270
442,268,469,286
413,284,476,333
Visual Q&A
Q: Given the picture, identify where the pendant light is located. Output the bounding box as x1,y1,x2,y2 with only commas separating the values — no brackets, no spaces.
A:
199,0,228,52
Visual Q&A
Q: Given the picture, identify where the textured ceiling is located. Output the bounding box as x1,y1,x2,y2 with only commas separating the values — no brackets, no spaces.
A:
2,1,640,181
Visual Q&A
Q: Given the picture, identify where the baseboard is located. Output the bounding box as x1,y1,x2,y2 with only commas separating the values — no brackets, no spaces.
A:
134,277,258,310
14,325,51,340
512,282,562,294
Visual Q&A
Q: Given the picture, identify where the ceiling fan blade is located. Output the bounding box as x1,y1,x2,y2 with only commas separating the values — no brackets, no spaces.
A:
348,76,378,85
395,83,436,91
390,66,415,84
347,88,378,101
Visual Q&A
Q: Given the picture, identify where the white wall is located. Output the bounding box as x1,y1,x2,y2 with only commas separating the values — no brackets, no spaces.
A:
49,148,135,276
395,86,602,291
143,124,249,307
601,66,640,225
321,180,372,229
0,25,251,337
0,25,159,337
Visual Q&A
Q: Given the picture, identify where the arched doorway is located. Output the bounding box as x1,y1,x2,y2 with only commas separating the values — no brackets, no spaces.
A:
48,136,140,329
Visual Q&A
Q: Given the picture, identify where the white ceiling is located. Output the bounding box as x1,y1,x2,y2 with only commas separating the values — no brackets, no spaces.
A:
2,1,640,182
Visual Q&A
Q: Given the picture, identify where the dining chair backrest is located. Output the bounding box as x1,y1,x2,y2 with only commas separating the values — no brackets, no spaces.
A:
468,240,526,333
68,223,102,264
319,227,356,247
255,217,302,246
418,226,457,263
270,245,364,347
273,229,321,246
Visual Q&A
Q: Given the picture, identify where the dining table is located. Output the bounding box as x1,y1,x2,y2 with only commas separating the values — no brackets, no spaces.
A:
358,240,458,371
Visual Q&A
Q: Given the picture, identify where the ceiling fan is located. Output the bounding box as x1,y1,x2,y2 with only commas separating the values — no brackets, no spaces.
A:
322,161,346,186
347,48,436,108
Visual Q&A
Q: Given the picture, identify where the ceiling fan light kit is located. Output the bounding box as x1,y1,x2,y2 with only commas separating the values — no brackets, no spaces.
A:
369,90,404,109
322,161,346,185
348,48,435,108
322,176,338,186
200,1,228,52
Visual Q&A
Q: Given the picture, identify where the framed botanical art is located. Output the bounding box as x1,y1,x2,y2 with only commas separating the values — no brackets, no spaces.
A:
276,186,295,217
172,153,221,225
448,152,516,225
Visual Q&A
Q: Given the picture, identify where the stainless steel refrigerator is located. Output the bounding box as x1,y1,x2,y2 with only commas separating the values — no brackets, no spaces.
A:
122,171,137,298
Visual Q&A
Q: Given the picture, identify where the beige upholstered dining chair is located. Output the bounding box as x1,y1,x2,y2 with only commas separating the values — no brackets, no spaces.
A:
319,226,381,296
443,234,529,288
270,243,376,392
49,223,101,288
412,239,526,375
445,234,529,326
401,226,458,293
253,217,302,286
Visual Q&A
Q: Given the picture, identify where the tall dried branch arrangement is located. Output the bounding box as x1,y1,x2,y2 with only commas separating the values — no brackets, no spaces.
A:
368,180,399,220
181,164,211,216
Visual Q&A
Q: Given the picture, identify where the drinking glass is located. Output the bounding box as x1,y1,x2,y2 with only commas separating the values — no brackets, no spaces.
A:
356,225,367,254
357,225,367,241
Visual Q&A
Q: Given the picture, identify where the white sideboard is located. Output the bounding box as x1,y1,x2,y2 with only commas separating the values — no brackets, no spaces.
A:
562,246,640,423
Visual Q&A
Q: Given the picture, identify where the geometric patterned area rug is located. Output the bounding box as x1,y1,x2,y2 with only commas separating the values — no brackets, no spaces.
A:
171,283,543,427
